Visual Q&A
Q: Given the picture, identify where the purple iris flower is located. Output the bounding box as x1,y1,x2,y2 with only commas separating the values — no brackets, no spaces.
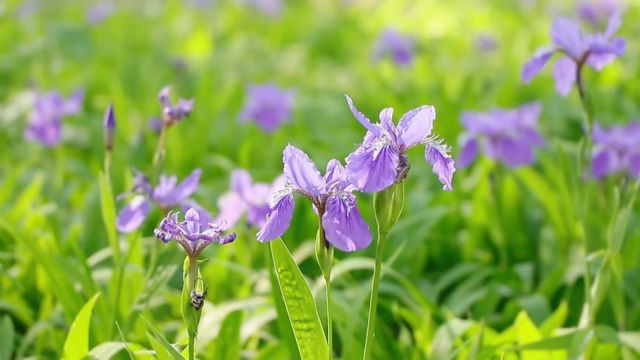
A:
239,83,295,133
116,169,206,233
372,28,416,66
522,12,625,96
217,169,285,230
592,121,640,178
154,208,236,257
458,103,544,168
344,95,455,193
257,145,372,252
24,89,84,147
158,86,194,126
578,0,623,26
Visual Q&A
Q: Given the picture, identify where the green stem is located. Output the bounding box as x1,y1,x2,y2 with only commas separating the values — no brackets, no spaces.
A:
363,229,387,360
188,333,196,360
315,215,334,359
325,273,333,360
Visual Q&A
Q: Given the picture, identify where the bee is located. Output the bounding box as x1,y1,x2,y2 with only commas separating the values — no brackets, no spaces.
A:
190,288,208,311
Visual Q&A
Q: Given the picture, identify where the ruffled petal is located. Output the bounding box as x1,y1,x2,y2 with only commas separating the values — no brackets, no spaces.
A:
283,144,325,196
522,48,554,83
425,144,455,191
256,194,295,242
553,56,577,96
346,143,399,193
397,105,436,148
344,95,380,135
322,194,372,252
116,195,151,233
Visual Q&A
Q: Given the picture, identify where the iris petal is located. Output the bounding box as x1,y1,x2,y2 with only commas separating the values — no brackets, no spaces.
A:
322,194,372,252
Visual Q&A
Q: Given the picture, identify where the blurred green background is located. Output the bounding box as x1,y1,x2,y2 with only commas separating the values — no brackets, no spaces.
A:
1,0,640,358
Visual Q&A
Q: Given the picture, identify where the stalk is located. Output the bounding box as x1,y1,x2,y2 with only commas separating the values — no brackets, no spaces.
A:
315,215,334,359
362,229,387,360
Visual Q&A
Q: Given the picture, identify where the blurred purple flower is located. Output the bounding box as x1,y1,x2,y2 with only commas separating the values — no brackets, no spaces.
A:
154,208,236,257
117,168,206,233
104,103,115,150
257,145,372,252
592,121,640,178
475,34,498,53
373,28,416,66
578,0,624,26
149,117,163,134
86,1,116,24
522,13,625,96
24,89,84,147
217,169,285,230
245,0,283,17
240,83,295,132
158,86,194,126
458,103,544,168
344,95,454,193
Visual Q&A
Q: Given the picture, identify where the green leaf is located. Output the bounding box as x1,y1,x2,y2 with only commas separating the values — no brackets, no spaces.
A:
268,247,301,360
89,341,144,359
568,329,593,359
212,310,243,359
0,316,15,360
99,172,120,264
540,302,568,336
270,238,329,360
63,293,101,360
142,317,185,360
148,332,173,360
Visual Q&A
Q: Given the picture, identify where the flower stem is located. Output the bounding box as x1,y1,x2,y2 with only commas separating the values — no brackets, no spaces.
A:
188,333,196,360
153,117,169,175
325,272,333,360
315,218,334,359
363,229,387,360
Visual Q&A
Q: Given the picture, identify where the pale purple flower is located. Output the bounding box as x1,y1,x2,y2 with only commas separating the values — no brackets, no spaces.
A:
149,117,163,134
578,0,624,26
522,12,625,96
117,169,205,233
592,121,640,178
24,89,84,147
158,86,194,126
458,103,544,168
217,169,285,230
475,34,498,53
86,1,116,24
154,208,236,257
373,28,416,66
344,95,455,193
257,145,372,252
239,83,295,132
245,0,283,17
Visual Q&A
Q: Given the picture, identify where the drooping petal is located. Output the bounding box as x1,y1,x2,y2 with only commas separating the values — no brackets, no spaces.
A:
256,194,295,242
216,191,247,230
397,105,436,149
230,169,254,201
522,48,554,83
425,144,455,191
344,95,380,135
322,194,372,252
116,195,151,233
283,144,325,196
553,56,577,96
346,143,399,193
458,136,479,168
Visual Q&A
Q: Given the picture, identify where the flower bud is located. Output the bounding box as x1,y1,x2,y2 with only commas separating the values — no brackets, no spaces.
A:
373,181,405,235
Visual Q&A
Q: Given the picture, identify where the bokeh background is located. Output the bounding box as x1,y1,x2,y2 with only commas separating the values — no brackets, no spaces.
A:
1,0,640,358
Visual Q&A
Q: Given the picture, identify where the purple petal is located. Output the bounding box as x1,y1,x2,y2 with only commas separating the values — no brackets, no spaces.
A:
425,145,455,191
397,105,436,148
256,194,295,242
458,136,478,168
181,200,213,228
522,49,554,83
158,86,172,108
344,95,380,135
553,56,577,96
230,169,253,201
116,195,151,233
62,89,84,115
592,148,618,178
627,152,640,178
378,107,396,135
604,11,622,38
321,194,372,252
283,144,325,196
551,17,587,59
491,136,536,167
154,169,202,206
346,143,399,193
324,159,350,191
216,191,247,230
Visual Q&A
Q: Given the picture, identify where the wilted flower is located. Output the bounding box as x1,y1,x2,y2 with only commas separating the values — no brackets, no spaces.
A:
578,0,623,26
24,89,84,147
257,145,372,252
592,121,640,178
458,103,544,168
154,208,236,257
344,95,455,193
103,104,115,151
245,0,283,17
217,169,285,229
522,13,625,96
239,83,295,132
117,169,207,233
158,86,194,126
372,28,415,66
